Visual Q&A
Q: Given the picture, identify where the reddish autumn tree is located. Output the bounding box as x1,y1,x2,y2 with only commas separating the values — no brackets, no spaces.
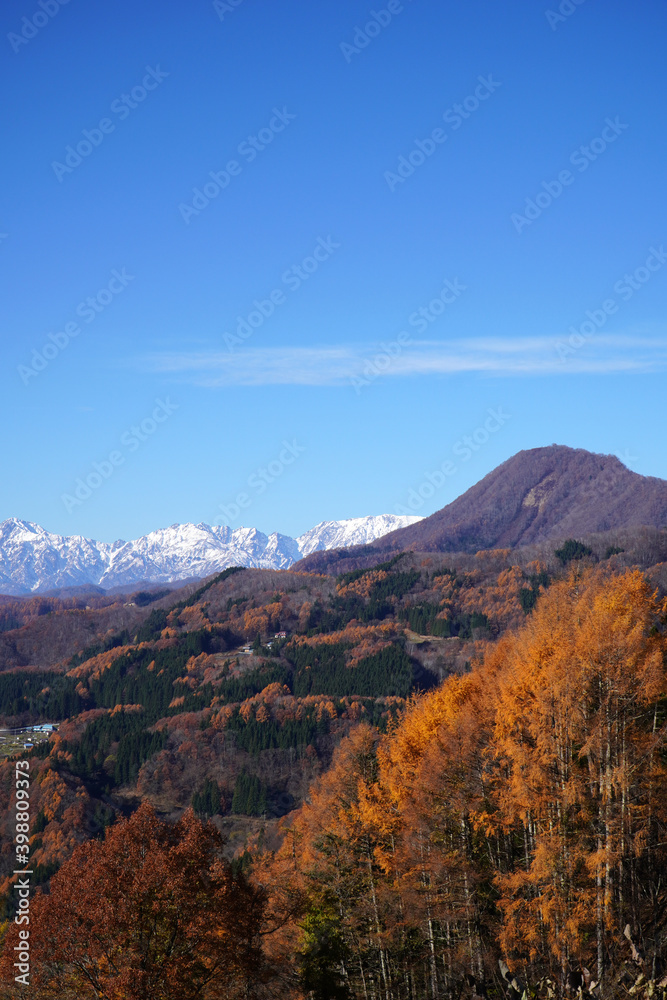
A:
0,803,268,1000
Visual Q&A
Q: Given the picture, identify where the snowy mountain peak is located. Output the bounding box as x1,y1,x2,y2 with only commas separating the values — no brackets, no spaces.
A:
0,514,423,595
296,515,422,556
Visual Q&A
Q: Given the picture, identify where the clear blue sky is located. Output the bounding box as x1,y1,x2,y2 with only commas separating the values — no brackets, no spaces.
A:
1,0,666,542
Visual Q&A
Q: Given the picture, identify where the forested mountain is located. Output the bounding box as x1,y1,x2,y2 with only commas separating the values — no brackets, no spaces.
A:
0,525,666,998
296,446,667,574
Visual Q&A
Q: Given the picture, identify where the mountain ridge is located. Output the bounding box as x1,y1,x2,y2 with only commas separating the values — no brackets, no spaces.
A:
295,445,667,573
0,515,421,595
5,445,667,593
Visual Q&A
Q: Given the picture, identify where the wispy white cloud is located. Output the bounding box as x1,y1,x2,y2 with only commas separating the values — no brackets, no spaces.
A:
138,334,667,387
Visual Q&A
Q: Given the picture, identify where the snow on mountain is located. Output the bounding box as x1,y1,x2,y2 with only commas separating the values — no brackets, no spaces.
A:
296,515,422,556
0,514,422,595
97,524,301,589
0,518,110,595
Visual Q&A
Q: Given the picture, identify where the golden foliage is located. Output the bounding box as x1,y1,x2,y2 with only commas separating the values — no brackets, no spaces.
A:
265,569,667,990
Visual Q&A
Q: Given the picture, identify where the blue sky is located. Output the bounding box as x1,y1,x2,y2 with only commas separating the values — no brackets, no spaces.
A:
1,0,666,542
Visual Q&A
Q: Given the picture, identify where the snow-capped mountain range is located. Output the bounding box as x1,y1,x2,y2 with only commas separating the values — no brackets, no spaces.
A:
0,515,422,596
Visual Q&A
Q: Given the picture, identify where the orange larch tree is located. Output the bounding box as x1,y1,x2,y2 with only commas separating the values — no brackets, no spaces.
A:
493,569,667,986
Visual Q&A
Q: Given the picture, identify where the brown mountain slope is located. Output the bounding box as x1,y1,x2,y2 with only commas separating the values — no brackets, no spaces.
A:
295,446,667,573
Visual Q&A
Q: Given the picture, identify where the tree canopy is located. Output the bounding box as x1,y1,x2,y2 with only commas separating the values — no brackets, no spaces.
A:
0,803,266,1000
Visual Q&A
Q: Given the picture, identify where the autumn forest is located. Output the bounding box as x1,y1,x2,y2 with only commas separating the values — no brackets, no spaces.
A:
1,528,667,999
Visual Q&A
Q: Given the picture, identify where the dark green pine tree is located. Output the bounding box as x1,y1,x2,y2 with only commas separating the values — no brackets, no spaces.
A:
192,777,222,817
231,772,268,816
